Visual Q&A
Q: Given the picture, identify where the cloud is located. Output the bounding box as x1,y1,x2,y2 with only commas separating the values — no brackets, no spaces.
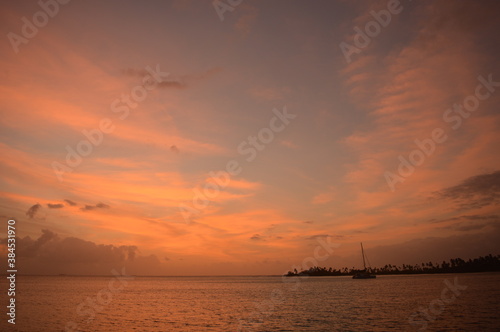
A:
170,145,180,154
15,229,58,258
47,203,64,209
338,0,500,202
460,214,499,220
434,170,500,209
431,214,499,224
311,192,335,205
64,199,77,206
306,234,343,240
251,86,290,101
453,220,499,232
96,202,110,208
157,80,187,89
348,230,500,268
184,67,222,81
26,203,41,218
122,67,221,90
80,202,110,211
121,68,148,77
234,4,258,35
432,214,500,232
0,229,149,275
122,67,186,89
279,140,298,149
250,234,263,241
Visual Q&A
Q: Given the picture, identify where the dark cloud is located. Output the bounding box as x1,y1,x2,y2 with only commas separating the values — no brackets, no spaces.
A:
96,202,110,209
183,67,222,81
434,214,500,232
453,221,499,232
250,234,263,241
427,0,500,35
306,234,344,240
303,220,314,224
434,170,500,209
47,203,64,209
0,229,138,265
339,229,500,270
170,145,179,154
306,234,329,240
430,217,459,224
15,229,58,258
461,214,499,220
122,66,221,90
122,68,186,89
26,203,41,218
431,214,499,224
142,218,189,237
64,199,77,206
81,203,110,211
0,230,147,275
157,80,187,89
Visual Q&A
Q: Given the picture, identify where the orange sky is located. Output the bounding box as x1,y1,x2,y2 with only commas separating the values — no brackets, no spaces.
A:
1,0,499,275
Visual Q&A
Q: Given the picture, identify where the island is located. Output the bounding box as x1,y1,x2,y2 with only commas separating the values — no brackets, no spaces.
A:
284,254,500,277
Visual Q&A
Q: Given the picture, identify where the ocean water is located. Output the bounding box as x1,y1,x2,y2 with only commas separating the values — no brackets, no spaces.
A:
1,273,499,331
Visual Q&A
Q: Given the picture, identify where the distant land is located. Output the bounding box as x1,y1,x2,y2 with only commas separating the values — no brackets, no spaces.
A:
284,254,500,277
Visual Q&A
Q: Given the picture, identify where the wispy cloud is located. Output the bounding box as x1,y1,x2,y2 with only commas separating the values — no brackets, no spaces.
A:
26,203,42,218
64,199,77,206
250,234,263,241
234,4,258,35
122,66,221,90
279,140,298,149
434,170,500,209
170,145,180,154
47,203,64,209
311,191,335,205
80,202,111,211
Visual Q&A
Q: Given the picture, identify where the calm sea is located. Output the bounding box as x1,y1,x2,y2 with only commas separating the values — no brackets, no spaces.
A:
1,273,499,331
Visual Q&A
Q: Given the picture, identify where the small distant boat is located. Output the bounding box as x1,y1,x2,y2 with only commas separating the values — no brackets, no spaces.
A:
353,242,376,279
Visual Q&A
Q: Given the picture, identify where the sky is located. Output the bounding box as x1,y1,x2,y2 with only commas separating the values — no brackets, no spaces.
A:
0,0,499,276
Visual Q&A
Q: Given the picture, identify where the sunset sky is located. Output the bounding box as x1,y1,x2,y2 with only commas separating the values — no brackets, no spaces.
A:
1,0,499,275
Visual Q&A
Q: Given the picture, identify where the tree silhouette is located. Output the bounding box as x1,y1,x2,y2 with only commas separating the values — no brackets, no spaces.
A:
284,254,500,277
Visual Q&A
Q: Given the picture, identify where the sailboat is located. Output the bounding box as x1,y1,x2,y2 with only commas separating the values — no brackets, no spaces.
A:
352,242,376,279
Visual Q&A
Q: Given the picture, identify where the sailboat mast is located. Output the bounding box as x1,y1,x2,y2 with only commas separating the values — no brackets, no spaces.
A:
361,242,366,270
